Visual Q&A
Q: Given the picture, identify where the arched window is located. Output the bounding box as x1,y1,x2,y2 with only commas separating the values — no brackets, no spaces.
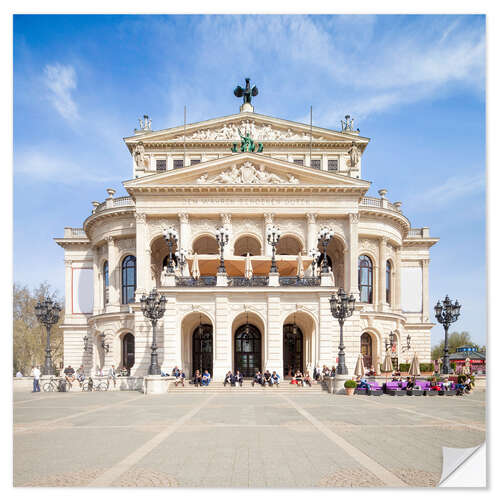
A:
121,255,136,304
103,261,109,305
358,255,373,303
386,260,392,304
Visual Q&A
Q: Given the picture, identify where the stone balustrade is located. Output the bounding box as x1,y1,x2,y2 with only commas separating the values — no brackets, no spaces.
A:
63,227,87,238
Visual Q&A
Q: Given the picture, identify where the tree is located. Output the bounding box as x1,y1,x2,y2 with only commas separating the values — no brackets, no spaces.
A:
431,331,479,360
13,282,64,375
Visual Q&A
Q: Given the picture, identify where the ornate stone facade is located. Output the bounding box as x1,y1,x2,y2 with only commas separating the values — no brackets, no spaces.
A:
55,105,438,381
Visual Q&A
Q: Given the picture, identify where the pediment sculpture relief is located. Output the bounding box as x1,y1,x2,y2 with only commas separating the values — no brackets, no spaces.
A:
173,121,324,142
196,162,299,185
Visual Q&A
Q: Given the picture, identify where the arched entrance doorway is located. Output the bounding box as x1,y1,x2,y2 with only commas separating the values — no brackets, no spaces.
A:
122,333,135,371
192,324,213,376
234,324,262,377
361,332,373,369
283,324,303,376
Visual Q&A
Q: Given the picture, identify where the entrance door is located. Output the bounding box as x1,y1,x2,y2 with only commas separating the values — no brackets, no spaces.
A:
283,324,303,377
122,333,135,371
192,324,213,376
234,324,261,377
361,332,372,369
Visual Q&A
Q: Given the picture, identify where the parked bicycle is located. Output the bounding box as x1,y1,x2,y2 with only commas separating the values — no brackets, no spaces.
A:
81,377,94,392
43,377,67,392
96,377,111,391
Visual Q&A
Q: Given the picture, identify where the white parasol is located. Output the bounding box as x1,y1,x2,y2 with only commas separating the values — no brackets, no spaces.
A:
244,253,253,279
381,351,393,382
409,352,421,378
191,252,200,280
297,253,305,279
354,353,365,378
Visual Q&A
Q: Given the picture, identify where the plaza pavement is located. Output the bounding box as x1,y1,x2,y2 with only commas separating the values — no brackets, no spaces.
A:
13,389,486,488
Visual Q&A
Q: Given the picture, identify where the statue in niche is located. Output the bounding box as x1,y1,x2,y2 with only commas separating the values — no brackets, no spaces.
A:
348,142,360,170
134,142,145,169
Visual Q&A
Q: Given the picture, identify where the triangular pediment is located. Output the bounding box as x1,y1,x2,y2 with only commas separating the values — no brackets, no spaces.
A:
124,111,369,150
123,153,371,193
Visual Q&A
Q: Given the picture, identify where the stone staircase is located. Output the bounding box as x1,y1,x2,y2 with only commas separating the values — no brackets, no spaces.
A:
169,380,328,393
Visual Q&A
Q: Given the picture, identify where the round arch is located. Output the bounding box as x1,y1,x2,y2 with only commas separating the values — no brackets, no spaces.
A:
233,234,262,256
150,234,177,286
360,329,382,375
276,234,304,255
181,311,214,377
317,235,346,287
192,234,219,255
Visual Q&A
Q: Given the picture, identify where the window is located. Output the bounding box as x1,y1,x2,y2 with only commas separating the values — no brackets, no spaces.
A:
328,159,338,171
358,255,373,303
103,261,109,305
311,159,321,169
173,159,184,169
156,159,166,172
293,159,304,166
190,159,201,166
121,255,136,304
386,260,392,304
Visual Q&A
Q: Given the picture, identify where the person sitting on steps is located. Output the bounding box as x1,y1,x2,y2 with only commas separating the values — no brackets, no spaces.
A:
252,371,263,387
263,370,272,386
193,369,202,387
303,371,313,387
174,367,186,387
294,370,304,387
224,371,233,387
271,371,280,386
64,365,76,388
201,369,211,386
234,370,243,387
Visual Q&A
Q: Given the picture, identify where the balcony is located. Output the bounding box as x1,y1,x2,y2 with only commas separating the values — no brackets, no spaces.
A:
94,196,135,213
175,276,217,287
228,276,269,287
63,227,87,238
279,276,321,286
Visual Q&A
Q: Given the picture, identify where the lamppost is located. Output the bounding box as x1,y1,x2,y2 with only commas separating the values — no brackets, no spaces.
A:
215,226,230,273
308,248,321,277
384,331,397,352
175,248,187,274
329,288,356,375
34,296,62,375
318,227,334,273
163,226,178,273
434,295,461,374
83,335,92,353
267,225,281,273
140,289,167,375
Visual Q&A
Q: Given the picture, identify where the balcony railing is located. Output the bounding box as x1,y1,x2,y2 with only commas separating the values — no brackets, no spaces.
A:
279,277,321,286
407,227,430,238
64,227,87,238
94,196,135,213
360,196,397,212
175,276,217,287
228,276,269,287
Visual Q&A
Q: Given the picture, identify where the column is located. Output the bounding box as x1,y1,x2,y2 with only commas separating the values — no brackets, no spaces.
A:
394,246,402,312
64,259,73,314
135,212,148,297
220,213,232,250
378,237,387,310
178,212,190,252
319,293,335,368
162,297,179,371
106,236,120,311
306,213,317,252
422,259,430,322
266,295,283,374
214,295,230,380
263,213,274,257
348,213,359,296
321,153,327,171
92,248,100,315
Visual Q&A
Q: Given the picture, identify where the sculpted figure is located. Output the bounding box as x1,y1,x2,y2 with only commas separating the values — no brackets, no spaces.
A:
287,174,299,184
134,142,145,169
197,174,208,184
348,142,360,169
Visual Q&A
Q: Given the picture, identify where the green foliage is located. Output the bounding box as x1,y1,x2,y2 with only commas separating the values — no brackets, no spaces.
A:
344,379,357,388
451,362,456,371
419,363,434,372
457,374,475,386
13,282,64,375
399,363,410,372
431,331,478,360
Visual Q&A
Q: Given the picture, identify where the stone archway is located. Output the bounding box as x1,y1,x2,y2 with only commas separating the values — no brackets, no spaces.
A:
276,235,303,255
233,234,262,256
192,235,219,255
181,312,214,377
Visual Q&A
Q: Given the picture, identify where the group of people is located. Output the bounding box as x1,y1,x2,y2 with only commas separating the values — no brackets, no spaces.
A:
290,370,314,387
223,370,244,387
251,370,280,387
317,365,336,380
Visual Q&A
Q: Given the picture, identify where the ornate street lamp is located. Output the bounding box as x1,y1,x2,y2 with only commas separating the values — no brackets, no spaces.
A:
318,227,334,274
435,295,461,374
329,288,356,375
140,288,167,375
401,333,411,352
215,226,230,273
267,225,281,273
308,248,321,277
163,226,178,273
175,248,187,274
100,334,110,353
34,296,62,375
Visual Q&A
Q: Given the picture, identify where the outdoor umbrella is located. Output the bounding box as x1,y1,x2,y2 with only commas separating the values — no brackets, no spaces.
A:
381,351,393,382
354,353,365,378
192,252,200,280
464,357,471,375
409,352,421,380
244,253,253,279
297,253,305,279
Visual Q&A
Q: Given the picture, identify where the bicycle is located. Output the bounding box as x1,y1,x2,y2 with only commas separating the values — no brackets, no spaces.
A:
43,377,66,392
96,376,115,391
81,377,94,391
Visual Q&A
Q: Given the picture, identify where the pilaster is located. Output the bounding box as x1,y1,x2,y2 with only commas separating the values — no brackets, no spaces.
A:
422,258,430,322
266,295,283,375
395,246,402,311
263,213,274,257
92,248,100,315
163,297,179,370
319,294,335,367
64,259,72,314
306,213,317,252
178,213,190,253
348,213,359,296
214,295,230,379
135,212,148,298
378,237,387,310
106,236,120,312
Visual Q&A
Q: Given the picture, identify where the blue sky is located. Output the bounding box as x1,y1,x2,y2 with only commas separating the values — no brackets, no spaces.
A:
13,14,486,346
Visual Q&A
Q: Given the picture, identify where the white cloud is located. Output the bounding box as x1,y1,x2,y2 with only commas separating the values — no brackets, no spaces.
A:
43,63,79,121
406,172,485,211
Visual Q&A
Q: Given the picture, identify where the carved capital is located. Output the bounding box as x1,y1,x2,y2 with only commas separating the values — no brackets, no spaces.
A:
220,213,232,225
264,213,274,225
349,213,360,224
422,259,430,266
306,213,317,224
65,259,73,267
135,212,147,224
105,235,115,245
178,212,189,224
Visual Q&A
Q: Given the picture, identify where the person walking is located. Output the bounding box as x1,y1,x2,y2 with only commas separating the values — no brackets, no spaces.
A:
32,365,41,392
